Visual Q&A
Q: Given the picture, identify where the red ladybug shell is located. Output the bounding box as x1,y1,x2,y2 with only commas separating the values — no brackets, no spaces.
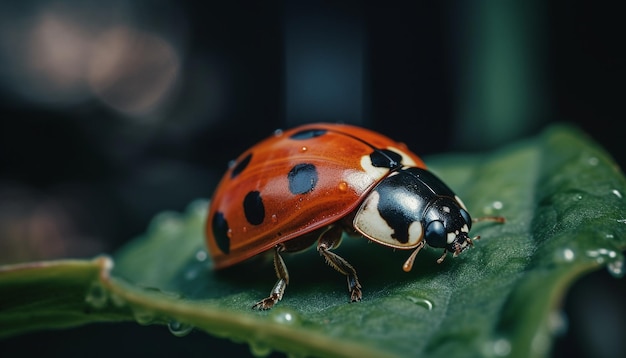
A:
206,123,426,269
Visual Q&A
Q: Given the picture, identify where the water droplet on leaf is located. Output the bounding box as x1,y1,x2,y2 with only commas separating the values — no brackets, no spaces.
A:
271,309,300,325
85,283,108,309
554,247,576,263
195,250,207,262
133,308,156,325
586,248,625,277
249,341,272,357
168,319,193,337
406,296,433,310
607,255,625,278
586,248,617,262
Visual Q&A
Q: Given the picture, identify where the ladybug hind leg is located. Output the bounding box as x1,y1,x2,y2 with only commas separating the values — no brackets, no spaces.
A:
252,244,289,310
317,225,363,303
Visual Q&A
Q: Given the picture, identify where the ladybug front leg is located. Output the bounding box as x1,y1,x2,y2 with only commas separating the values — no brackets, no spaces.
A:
317,225,363,303
252,244,289,310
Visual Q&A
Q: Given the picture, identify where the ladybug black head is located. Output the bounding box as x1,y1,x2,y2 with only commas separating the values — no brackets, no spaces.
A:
423,197,474,255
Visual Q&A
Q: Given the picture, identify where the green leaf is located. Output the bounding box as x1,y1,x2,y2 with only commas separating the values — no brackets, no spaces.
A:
1,124,625,357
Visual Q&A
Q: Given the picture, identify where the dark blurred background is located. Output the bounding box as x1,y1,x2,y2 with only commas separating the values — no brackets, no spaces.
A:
1,1,623,357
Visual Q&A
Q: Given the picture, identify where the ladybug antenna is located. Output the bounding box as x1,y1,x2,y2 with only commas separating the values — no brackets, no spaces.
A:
472,216,505,223
402,241,425,272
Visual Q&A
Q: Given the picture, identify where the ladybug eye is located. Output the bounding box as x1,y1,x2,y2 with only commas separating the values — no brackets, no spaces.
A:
460,208,472,230
424,220,446,248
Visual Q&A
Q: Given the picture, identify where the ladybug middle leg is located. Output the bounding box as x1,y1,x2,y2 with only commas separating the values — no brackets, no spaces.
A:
252,231,318,310
252,243,290,310
317,225,363,303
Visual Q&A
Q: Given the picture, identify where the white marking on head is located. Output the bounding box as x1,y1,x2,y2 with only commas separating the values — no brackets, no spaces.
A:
442,206,451,213
461,224,469,233
446,232,456,244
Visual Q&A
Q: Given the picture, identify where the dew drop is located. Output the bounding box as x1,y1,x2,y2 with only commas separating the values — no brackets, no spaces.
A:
85,283,108,309
555,247,576,263
168,319,193,337
271,214,278,223
482,200,504,215
607,255,625,278
273,129,284,137
586,248,617,262
227,228,233,238
133,308,156,326
249,341,273,357
612,189,623,199
586,248,625,278
271,309,300,325
300,146,308,153
406,296,433,311
337,181,348,192
242,226,248,233
195,250,208,262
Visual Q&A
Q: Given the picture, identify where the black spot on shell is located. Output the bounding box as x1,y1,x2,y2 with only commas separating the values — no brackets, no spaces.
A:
290,129,327,140
231,152,252,179
288,163,318,194
212,212,230,254
243,191,265,225
369,149,403,169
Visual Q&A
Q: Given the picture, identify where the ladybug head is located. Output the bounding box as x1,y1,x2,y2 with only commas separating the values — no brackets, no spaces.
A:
422,197,475,256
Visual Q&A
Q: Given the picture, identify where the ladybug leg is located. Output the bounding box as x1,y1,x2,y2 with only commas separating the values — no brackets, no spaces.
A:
252,244,289,310
317,225,363,303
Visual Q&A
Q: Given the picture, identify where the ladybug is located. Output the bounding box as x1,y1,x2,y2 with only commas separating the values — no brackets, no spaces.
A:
206,123,503,310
